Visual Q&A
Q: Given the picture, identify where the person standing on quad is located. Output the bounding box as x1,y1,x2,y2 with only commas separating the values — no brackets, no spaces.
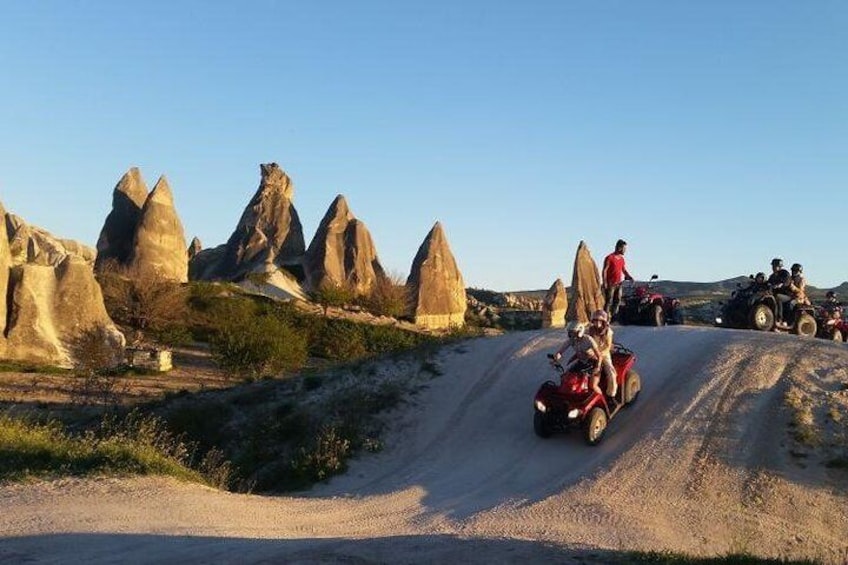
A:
767,258,792,328
588,309,617,400
788,263,810,306
552,321,604,396
602,239,634,321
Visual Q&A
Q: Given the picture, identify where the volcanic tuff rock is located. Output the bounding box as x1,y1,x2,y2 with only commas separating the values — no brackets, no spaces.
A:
5,257,125,367
6,214,96,267
215,163,305,279
304,195,386,295
187,237,203,260
406,222,467,329
95,167,149,270
541,278,567,328
127,176,189,283
566,240,604,324
0,199,124,367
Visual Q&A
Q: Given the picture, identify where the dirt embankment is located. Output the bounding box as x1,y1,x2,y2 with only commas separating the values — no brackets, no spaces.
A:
1,326,846,564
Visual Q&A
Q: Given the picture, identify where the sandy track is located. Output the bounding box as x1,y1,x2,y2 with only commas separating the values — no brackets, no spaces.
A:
1,326,847,564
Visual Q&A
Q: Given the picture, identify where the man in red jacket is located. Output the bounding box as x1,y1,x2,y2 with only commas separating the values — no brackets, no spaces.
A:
602,239,633,321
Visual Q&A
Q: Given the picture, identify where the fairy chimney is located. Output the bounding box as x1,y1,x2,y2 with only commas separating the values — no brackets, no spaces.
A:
541,278,568,328
406,222,467,329
127,176,189,282
95,167,149,271
566,241,605,324
217,163,305,279
304,195,386,295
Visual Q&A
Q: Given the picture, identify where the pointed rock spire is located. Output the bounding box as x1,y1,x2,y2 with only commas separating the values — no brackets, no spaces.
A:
406,222,467,329
0,201,10,355
566,241,604,324
218,163,305,279
127,175,189,282
188,236,203,260
95,167,149,271
542,278,568,328
304,195,386,295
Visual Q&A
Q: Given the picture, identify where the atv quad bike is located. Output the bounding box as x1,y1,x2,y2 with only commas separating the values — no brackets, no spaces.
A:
715,277,817,337
617,275,682,327
533,344,640,446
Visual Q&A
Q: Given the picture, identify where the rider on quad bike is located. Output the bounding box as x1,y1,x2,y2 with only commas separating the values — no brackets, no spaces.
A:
552,321,604,396
767,258,793,329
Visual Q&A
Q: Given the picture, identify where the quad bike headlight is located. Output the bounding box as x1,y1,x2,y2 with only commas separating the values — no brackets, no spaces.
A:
568,409,580,419
534,400,547,413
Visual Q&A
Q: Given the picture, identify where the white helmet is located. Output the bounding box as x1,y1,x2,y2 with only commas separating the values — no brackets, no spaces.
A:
591,309,609,323
567,321,585,338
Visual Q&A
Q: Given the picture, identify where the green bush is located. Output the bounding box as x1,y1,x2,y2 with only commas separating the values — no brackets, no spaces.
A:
312,320,368,361
209,311,308,379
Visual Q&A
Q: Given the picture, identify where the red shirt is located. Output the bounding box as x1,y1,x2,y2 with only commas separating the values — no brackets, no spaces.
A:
603,252,627,286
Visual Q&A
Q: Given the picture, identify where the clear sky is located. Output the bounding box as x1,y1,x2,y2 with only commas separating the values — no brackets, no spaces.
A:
1,1,845,291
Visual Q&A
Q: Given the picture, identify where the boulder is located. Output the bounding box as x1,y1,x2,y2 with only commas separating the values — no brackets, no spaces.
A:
4,256,125,368
127,176,188,283
566,241,605,324
304,195,386,295
6,214,96,267
541,278,567,328
406,222,467,329
95,167,149,270
217,163,305,280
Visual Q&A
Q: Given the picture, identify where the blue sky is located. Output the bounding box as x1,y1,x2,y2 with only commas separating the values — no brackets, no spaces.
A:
1,1,845,291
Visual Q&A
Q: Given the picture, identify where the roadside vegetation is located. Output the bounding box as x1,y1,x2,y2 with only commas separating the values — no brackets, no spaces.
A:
0,276,470,492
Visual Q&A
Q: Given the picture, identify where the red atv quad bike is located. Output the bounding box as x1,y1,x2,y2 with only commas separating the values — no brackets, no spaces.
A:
533,344,641,445
617,275,682,327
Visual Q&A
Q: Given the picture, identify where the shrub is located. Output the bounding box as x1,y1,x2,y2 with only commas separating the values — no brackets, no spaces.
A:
361,272,410,318
312,320,368,362
311,281,355,315
290,425,351,483
209,312,308,379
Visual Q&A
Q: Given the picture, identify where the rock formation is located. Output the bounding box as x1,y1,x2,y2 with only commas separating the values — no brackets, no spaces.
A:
566,240,605,324
127,176,188,283
6,214,96,267
187,237,203,260
406,222,467,329
0,203,10,356
304,195,386,295
541,278,567,328
215,163,305,280
95,167,148,271
5,257,124,367
0,199,124,367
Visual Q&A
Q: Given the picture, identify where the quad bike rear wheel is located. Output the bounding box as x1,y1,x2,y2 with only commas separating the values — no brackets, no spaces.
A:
584,407,607,446
750,303,774,331
650,304,664,327
533,411,551,438
793,313,817,337
624,370,641,405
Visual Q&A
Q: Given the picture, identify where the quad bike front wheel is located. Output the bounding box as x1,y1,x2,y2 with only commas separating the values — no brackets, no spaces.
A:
750,304,774,332
584,407,608,446
624,370,641,405
793,313,817,337
534,411,551,438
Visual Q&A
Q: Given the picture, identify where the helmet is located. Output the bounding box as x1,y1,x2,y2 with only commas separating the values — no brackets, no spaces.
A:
771,258,783,268
791,263,802,273
566,321,585,338
827,291,837,299
755,272,766,283
591,309,609,323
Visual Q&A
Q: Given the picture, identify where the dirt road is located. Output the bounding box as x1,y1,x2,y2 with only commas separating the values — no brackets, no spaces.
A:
1,326,846,564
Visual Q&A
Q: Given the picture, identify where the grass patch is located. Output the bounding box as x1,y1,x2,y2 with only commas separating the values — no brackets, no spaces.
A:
0,413,215,485
0,362,70,375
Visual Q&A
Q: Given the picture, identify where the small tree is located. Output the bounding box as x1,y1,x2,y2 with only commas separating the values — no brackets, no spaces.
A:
311,281,355,316
97,261,188,344
68,325,125,406
362,271,410,318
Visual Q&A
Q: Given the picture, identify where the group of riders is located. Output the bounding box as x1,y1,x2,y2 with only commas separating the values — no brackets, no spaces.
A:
548,241,845,406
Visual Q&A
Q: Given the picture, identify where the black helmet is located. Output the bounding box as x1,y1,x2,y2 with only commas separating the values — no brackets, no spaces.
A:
827,290,837,299
771,257,783,268
791,263,802,273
